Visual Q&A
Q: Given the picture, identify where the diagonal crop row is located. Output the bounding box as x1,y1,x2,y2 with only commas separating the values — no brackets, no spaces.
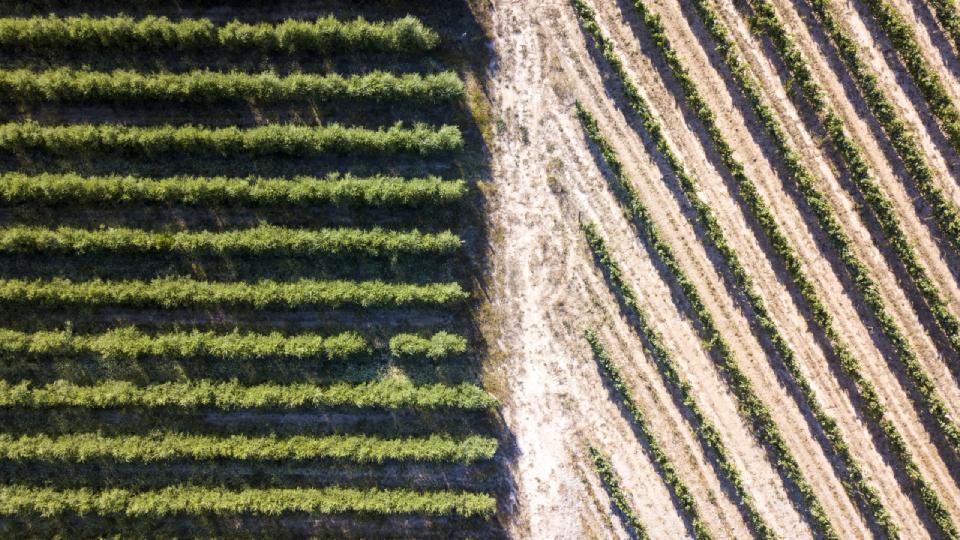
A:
0,277,468,310
0,485,495,518
0,172,467,208
0,121,462,157
924,0,960,54
588,445,650,540
0,379,498,410
0,224,462,258
0,432,497,464
0,69,464,104
853,0,960,158
580,223,777,539
584,330,714,540
0,14,440,53
577,103,898,537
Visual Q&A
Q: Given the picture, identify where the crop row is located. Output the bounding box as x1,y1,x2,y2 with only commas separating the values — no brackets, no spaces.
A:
0,277,467,309
0,121,462,157
0,432,497,464
576,100,896,536
588,446,649,540
579,223,774,539
0,327,468,362
0,379,497,410
0,69,463,104
572,2,834,536
0,224,461,258
0,173,467,208
0,14,439,53
856,0,960,157
0,485,495,518
925,0,960,54
627,0,959,534
584,330,713,540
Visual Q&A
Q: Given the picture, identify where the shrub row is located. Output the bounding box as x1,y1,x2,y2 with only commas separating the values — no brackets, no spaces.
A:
576,103,897,537
0,379,498,410
0,432,497,464
0,69,464,104
584,331,713,540
0,327,369,362
0,277,468,310
0,486,495,518
750,0,960,349
572,2,834,536
389,332,468,359
0,14,439,53
856,0,960,156
588,446,650,540
925,0,960,54
0,172,467,208
0,224,462,258
0,121,463,156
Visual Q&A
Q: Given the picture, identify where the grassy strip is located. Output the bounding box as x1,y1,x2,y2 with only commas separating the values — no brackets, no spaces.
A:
0,379,497,410
577,102,897,536
0,277,467,309
580,224,775,539
572,1,835,536
588,446,650,540
742,0,960,355
0,486,494,518
0,327,369,362
584,331,713,540
0,432,497,464
0,14,439,53
0,121,462,156
855,0,960,157
0,172,467,208
611,0,960,534
389,332,467,359
0,225,461,257
0,69,463,104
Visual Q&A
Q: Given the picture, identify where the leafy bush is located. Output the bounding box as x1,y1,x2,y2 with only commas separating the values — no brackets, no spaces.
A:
389,332,468,359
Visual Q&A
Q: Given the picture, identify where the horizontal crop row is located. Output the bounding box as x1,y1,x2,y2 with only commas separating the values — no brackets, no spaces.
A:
0,432,497,464
0,277,467,309
0,173,467,208
0,69,463,104
0,379,498,410
0,485,495,518
0,14,439,53
0,327,467,362
0,225,461,257
0,121,462,156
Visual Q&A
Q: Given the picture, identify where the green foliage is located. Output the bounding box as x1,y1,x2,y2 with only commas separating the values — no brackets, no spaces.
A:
0,432,497,464
0,224,462,258
0,277,468,309
0,121,463,156
0,69,463,104
0,14,440,53
0,172,467,208
0,379,498,410
584,332,709,540
0,327,369,362
389,331,468,359
0,486,495,518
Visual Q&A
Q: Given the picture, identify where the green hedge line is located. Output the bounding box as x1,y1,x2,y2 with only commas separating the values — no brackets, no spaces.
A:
0,327,369,362
0,379,498,410
588,446,650,540
0,121,463,156
0,224,461,257
0,14,439,53
0,486,495,518
584,331,712,540
0,69,463,104
0,432,497,464
0,277,468,309
389,332,468,359
0,172,467,208
925,0,960,54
